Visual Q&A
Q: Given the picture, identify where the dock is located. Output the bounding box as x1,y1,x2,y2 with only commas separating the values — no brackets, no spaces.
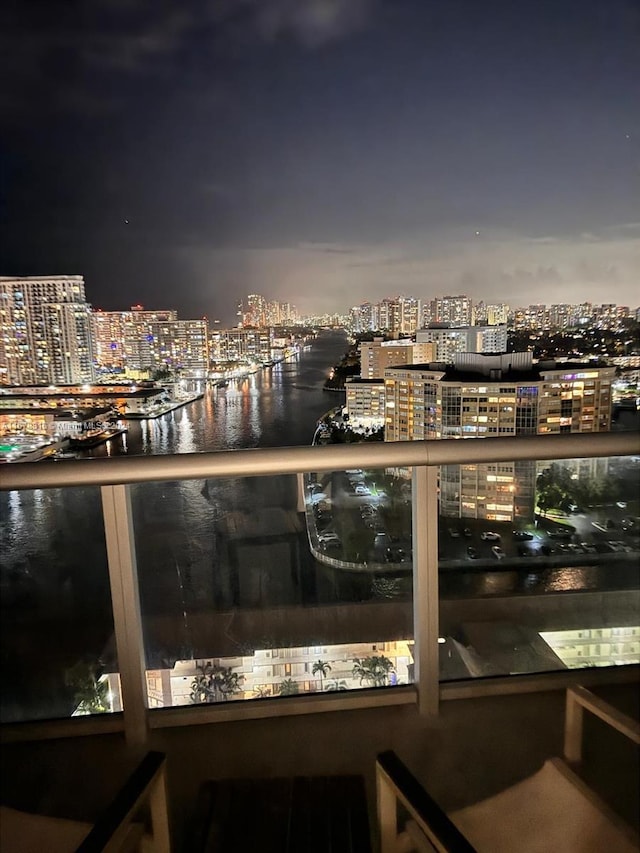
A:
124,393,204,419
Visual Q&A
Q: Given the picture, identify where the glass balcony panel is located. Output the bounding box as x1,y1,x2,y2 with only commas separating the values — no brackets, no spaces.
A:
439,455,640,681
0,486,117,722
131,467,414,707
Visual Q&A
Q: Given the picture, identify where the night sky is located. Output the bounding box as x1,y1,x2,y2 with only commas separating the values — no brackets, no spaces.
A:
1,0,638,323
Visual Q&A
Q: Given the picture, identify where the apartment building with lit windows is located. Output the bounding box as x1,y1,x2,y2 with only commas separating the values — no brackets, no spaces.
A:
92,306,178,372
152,318,209,375
239,295,298,328
93,309,128,371
359,338,436,379
486,303,509,325
215,328,274,364
427,295,473,327
415,324,507,362
0,275,95,385
384,352,615,520
345,377,386,426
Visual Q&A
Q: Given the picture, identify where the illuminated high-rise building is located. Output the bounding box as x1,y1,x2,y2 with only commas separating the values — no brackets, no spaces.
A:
93,310,128,371
486,304,509,325
241,294,266,327
398,297,421,335
350,303,374,333
238,294,297,328
152,318,209,374
0,275,95,385
378,299,401,334
429,295,473,327
384,353,614,521
124,306,178,371
93,305,178,372
217,328,273,363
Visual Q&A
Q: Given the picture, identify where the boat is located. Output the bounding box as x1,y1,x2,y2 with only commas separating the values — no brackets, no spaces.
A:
67,427,127,450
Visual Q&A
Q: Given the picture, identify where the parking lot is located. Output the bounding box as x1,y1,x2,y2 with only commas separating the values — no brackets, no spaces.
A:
306,469,640,571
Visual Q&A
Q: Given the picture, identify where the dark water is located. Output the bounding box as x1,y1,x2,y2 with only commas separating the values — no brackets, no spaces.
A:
88,331,349,458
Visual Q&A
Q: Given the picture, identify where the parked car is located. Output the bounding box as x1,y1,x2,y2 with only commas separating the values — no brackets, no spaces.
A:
580,542,597,554
549,530,572,540
354,484,371,496
318,531,340,545
491,546,506,560
448,527,460,538
385,546,409,563
616,501,628,509
463,528,473,537
481,531,501,541
360,504,377,518
512,530,533,540
466,545,479,559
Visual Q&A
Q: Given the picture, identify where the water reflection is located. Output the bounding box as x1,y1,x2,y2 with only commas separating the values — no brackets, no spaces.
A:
541,566,599,592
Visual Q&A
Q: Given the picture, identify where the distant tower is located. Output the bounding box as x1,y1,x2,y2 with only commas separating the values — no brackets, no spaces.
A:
0,275,95,385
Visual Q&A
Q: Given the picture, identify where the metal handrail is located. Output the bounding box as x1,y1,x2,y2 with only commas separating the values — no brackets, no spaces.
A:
1,432,638,490
377,750,478,853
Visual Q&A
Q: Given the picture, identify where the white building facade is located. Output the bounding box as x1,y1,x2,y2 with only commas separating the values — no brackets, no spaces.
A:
0,276,95,385
383,353,614,521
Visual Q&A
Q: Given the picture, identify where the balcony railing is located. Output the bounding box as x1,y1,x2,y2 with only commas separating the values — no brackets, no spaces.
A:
1,432,639,746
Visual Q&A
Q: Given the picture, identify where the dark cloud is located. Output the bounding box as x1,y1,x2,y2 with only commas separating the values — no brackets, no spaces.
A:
0,0,377,120
241,0,375,47
1,1,638,321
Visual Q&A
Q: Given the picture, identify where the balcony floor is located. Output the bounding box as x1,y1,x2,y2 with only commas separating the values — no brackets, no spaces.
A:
1,681,637,851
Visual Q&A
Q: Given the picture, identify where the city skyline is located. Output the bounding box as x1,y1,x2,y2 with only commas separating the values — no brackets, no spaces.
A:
1,1,639,322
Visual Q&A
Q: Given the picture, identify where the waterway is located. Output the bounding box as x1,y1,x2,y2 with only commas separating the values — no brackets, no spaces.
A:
89,332,348,457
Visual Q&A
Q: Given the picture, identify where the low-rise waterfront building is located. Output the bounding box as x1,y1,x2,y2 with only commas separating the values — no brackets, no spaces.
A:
0,383,171,436
345,378,386,428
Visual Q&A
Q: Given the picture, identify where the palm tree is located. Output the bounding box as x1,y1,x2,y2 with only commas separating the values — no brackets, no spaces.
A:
190,663,244,704
65,660,109,714
324,679,348,692
278,678,300,696
216,668,244,700
312,659,331,690
352,655,395,687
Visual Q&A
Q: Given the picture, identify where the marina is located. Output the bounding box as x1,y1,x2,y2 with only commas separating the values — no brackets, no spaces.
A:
123,393,203,419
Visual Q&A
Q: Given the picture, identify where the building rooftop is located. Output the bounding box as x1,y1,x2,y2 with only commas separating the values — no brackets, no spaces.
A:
387,357,613,383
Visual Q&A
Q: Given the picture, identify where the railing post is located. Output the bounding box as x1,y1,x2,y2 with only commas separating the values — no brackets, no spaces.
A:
296,471,306,513
101,484,148,747
376,763,398,853
564,687,583,763
412,463,440,715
